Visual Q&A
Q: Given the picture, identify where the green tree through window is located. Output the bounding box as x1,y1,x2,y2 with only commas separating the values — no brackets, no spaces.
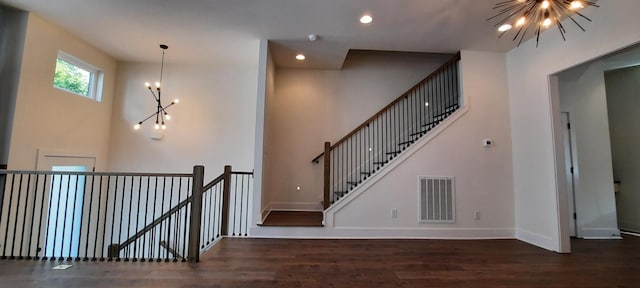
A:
54,58,91,96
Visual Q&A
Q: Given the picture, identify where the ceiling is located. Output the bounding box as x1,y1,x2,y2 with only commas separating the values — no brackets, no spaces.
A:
1,0,526,69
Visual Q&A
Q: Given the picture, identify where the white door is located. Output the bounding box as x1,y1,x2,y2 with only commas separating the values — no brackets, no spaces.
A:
562,112,578,237
38,154,95,258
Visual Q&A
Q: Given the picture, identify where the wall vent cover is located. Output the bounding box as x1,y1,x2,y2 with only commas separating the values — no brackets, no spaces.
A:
418,176,455,223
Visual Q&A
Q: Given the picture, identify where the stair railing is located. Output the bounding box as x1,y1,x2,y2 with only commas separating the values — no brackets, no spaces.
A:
0,165,253,264
312,52,462,209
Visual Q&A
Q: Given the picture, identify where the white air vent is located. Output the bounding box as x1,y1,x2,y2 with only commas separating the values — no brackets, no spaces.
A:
418,176,455,223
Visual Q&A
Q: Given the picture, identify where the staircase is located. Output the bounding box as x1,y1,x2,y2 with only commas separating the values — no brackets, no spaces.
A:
313,52,461,209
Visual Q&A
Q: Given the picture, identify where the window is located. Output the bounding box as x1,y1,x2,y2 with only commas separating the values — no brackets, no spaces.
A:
53,51,103,102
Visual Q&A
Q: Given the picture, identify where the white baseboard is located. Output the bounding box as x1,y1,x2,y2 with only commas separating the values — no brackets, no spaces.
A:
580,228,622,239
250,226,514,239
516,228,557,252
618,222,640,234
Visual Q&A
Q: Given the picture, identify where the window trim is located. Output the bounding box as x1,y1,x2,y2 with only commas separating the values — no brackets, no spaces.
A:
54,50,104,102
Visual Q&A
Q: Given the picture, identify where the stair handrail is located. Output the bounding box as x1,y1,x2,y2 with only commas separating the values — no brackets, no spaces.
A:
116,171,226,253
311,52,461,163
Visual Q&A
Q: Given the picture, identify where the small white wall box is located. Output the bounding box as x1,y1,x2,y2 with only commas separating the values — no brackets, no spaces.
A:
482,139,493,147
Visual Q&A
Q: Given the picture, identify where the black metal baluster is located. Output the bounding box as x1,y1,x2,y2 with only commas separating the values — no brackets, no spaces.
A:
182,178,190,262
75,174,89,261
150,176,158,261
100,176,111,261
7,174,23,260
232,175,239,236
159,177,167,261
174,177,182,262
207,186,214,245
132,175,142,262
17,174,31,260
65,174,79,261
34,175,48,261
124,176,134,262
26,174,40,260
140,176,150,262
216,183,222,238
115,176,127,262
201,185,209,248
108,176,120,261
92,176,103,261
238,175,245,237
167,177,174,262
82,174,94,261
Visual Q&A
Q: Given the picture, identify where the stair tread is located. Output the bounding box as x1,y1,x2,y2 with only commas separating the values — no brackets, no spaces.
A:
259,211,324,227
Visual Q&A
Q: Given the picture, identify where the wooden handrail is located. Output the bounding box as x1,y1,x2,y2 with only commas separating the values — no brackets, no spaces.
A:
311,52,461,163
117,195,193,250
118,168,226,253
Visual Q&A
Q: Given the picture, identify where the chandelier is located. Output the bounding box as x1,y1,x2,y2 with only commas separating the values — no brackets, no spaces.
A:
133,44,179,131
488,0,599,47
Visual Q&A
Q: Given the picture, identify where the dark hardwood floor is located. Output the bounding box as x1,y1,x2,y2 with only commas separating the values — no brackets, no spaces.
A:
260,211,324,227
0,236,639,287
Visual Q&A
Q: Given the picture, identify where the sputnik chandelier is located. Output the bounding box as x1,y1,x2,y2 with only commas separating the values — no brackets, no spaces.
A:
488,0,599,47
133,44,179,131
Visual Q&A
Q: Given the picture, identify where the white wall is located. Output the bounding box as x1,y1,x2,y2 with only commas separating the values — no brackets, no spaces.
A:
558,60,620,238
605,65,640,233
8,13,117,171
108,52,260,181
507,0,640,251
264,51,452,210
332,51,514,237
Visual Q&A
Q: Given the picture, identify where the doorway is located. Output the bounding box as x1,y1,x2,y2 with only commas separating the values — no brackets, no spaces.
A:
562,112,578,237
38,154,95,258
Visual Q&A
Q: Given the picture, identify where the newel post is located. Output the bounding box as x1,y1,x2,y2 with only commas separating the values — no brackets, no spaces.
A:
324,142,331,209
221,165,232,236
188,165,204,263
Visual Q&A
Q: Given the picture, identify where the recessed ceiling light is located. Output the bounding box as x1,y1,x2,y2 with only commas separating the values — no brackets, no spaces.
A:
360,15,373,24
296,54,306,61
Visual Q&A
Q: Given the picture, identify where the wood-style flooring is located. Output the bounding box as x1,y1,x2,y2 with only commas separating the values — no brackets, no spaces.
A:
259,211,324,227
0,236,639,287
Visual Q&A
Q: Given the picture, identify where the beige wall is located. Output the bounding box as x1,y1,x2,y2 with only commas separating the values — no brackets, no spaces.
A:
264,51,452,210
108,59,260,180
8,13,117,171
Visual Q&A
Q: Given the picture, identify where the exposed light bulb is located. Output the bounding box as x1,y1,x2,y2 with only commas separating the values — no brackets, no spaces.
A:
145,82,151,88
541,0,550,9
173,99,179,104
165,114,171,120
134,123,141,130
296,54,306,61
498,24,512,32
155,82,161,88
570,1,584,10
360,15,373,24
425,102,429,107
154,123,160,130
516,17,526,27
368,147,373,152
543,18,552,28
161,124,166,130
